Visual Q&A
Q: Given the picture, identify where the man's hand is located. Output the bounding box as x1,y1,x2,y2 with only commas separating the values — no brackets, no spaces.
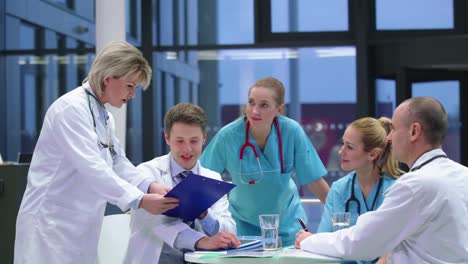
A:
195,231,240,250
148,182,171,195
295,230,313,249
139,193,178,215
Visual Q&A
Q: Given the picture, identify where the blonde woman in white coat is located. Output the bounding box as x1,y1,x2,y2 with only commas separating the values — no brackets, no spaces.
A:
14,41,178,264
125,103,238,264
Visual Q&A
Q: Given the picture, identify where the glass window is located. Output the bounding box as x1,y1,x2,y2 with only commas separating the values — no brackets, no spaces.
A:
412,81,460,162
157,0,254,46
375,79,396,118
196,47,356,185
187,0,198,45
159,0,174,46
19,23,37,50
216,0,254,44
271,0,348,32
126,0,138,39
376,0,453,30
47,0,75,10
182,47,354,232
298,47,356,185
126,88,143,164
21,69,38,153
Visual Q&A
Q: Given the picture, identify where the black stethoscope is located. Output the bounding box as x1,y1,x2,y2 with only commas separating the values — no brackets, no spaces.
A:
345,172,383,215
410,154,447,172
85,88,117,159
239,117,284,185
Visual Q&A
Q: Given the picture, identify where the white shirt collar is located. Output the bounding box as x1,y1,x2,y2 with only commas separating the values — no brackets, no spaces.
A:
169,153,199,178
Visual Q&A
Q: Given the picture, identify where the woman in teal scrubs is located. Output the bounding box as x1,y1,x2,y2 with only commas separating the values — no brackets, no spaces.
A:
317,117,402,264
200,77,329,246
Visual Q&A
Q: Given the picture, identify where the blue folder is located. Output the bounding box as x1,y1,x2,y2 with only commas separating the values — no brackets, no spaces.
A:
163,173,236,221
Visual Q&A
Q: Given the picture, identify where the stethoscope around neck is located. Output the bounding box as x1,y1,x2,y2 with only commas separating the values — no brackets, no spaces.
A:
84,88,117,159
345,172,383,215
239,117,284,185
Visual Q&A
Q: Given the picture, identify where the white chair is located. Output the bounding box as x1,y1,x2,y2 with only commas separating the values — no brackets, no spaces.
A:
97,213,131,264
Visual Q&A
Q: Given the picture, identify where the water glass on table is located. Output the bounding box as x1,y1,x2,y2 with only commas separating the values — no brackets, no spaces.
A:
331,212,350,231
258,214,280,250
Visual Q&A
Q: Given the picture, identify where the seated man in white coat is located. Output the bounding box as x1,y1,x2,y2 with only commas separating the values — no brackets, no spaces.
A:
125,103,239,264
296,97,468,263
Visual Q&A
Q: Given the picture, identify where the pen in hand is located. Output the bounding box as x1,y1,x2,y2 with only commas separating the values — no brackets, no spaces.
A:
298,217,309,232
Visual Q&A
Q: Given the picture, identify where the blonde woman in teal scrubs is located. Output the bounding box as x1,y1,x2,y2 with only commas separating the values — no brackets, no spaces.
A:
200,77,329,246
318,117,401,264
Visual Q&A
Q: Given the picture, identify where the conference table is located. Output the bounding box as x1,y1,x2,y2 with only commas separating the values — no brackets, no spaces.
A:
185,247,343,264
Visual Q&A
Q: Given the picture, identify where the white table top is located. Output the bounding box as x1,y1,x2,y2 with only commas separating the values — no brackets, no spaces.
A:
185,248,342,264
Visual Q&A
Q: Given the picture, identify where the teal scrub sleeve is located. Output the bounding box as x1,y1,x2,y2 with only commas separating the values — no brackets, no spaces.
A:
200,133,226,173
293,125,327,185
317,184,340,232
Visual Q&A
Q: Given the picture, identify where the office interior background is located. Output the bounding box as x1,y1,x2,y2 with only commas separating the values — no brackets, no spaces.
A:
1,0,468,232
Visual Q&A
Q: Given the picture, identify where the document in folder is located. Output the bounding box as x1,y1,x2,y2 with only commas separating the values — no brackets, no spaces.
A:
163,173,236,221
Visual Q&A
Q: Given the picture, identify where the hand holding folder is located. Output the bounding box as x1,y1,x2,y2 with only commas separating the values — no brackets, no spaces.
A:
163,173,236,221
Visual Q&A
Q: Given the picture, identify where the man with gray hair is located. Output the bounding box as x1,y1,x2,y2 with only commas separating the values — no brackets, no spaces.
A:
296,97,468,263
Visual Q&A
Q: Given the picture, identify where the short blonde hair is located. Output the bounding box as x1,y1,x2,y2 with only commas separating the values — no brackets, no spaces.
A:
84,41,152,96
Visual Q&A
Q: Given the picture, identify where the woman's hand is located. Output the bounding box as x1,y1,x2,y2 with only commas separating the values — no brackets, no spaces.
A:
295,230,313,249
139,193,178,215
148,182,171,195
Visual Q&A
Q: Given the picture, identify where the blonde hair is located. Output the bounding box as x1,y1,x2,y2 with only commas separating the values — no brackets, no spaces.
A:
248,77,285,106
84,41,152,97
350,117,402,178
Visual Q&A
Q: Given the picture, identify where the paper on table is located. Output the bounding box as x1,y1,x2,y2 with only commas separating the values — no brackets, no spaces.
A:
279,248,341,261
222,250,278,258
194,236,262,254
226,239,262,253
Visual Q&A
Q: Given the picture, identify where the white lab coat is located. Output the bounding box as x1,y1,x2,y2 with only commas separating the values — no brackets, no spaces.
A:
301,149,468,263
124,154,236,264
14,84,150,264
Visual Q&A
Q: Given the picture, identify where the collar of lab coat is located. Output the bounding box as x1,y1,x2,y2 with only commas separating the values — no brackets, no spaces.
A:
410,148,446,171
152,153,200,178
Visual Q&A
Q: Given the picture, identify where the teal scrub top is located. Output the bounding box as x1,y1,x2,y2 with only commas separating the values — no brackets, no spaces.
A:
200,115,327,246
318,172,396,232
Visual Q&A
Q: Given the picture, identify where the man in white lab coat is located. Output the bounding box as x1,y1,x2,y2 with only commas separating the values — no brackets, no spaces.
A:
125,103,239,264
296,97,468,263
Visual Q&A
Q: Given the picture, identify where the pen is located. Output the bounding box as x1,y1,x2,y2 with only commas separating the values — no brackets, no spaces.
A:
298,217,309,232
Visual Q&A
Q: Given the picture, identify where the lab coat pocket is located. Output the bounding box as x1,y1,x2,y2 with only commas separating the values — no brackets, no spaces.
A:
43,203,98,254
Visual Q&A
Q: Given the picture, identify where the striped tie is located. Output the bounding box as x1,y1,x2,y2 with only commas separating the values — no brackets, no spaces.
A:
174,170,191,184
174,170,194,228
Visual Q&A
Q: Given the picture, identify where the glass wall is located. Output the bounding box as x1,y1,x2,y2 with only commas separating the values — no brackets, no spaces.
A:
151,46,356,231
376,0,453,30
1,3,94,161
1,0,466,231
375,79,396,118
413,81,461,162
271,0,348,32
